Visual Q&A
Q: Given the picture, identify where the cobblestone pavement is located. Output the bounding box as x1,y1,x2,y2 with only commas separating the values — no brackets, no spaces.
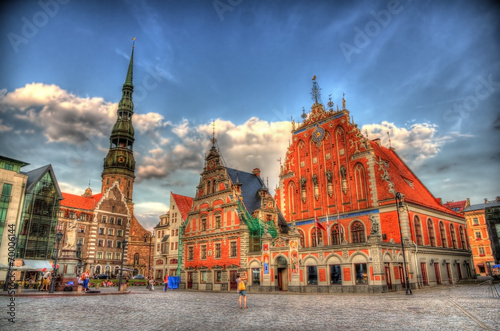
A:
1,284,499,330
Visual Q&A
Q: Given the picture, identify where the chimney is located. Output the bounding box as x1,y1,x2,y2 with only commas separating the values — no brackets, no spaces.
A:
252,168,261,177
484,198,488,204
436,197,442,205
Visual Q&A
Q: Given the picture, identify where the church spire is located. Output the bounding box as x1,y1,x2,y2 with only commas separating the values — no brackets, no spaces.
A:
102,40,137,201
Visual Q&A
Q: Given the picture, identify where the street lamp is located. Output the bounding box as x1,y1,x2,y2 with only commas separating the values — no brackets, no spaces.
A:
118,239,127,292
395,192,412,295
49,226,64,293
144,232,153,278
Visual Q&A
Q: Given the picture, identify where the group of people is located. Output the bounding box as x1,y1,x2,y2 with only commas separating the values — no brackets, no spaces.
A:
147,274,170,291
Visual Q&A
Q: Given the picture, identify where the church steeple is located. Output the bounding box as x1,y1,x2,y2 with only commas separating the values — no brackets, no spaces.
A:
102,41,136,201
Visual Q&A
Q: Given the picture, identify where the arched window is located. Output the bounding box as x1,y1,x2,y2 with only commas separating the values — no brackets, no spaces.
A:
354,163,368,201
206,181,211,195
331,224,340,245
95,265,101,274
311,228,323,247
299,230,305,248
351,221,365,243
414,217,423,245
134,253,140,265
450,224,457,249
427,219,436,247
212,179,216,193
287,181,296,214
439,222,447,248
459,226,467,249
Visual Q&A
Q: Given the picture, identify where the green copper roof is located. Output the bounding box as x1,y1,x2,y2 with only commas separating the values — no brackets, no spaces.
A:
124,46,134,88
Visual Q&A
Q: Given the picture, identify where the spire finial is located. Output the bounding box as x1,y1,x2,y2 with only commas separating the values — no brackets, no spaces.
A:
132,37,136,48
211,120,216,145
327,94,334,109
387,131,392,148
342,92,346,110
311,75,322,104
124,39,135,87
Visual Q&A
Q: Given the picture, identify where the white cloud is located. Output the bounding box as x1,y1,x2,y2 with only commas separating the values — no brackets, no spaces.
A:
0,119,11,132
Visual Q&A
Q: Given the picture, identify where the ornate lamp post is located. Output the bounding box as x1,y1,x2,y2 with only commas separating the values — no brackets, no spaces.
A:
395,192,412,295
76,242,82,276
49,226,64,293
118,239,127,292
144,232,153,278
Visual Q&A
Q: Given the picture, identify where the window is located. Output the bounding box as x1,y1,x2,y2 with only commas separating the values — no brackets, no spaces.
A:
330,264,342,284
214,270,222,283
77,238,84,245
117,229,123,237
70,212,75,219
133,253,139,265
117,218,122,225
355,263,368,285
479,247,485,255
214,243,221,258
171,243,174,251
107,240,113,247
351,221,365,243
230,241,237,257
99,227,105,235
201,218,207,231
188,246,194,261
176,229,178,236
79,226,85,233
108,228,114,236
98,239,104,247
299,231,305,248
4,163,13,170
307,266,318,285
215,215,221,229
109,217,115,224
475,231,482,239
450,224,457,249
201,245,207,259
97,252,103,259
427,219,435,247
414,217,423,246
117,241,122,248
200,271,207,283
331,225,340,245
101,216,107,223
439,222,447,248
472,217,479,225
311,228,323,247
106,252,112,259
252,268,260,285
459,226,467,249
116,252,121,260
175,242,178,250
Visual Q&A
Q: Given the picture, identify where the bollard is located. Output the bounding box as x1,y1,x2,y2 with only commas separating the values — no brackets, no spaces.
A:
77,285,82,294
17,286,22,294
96,283,100,290
120,284,124,292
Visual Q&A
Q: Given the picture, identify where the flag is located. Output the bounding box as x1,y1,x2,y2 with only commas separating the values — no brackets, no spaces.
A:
315,217,327,231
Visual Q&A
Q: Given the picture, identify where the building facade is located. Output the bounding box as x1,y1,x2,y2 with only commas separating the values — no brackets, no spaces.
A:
464,198,500,276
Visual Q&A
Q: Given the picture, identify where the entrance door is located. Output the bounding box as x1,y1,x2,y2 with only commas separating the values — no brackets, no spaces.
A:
434,263,441,284
420,263,428,285
230,270,237,290
384,264,392,290
446,263,452,284
456,263,462,280
278,268,288,291
399,266,405,289
187,272,193,289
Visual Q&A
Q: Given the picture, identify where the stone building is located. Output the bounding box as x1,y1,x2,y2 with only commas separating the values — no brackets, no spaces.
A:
153,192,193,280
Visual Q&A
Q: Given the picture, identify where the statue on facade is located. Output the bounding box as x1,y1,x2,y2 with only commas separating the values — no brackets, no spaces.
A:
64,218,78,249
369,215,380,235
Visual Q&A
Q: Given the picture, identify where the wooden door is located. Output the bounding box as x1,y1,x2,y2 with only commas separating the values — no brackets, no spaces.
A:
420,263,428,285
385,264,392,290
434,263,441,284
399,266,405,288
187,272,193,289
456,263,461,280
446,263,452,284
230,270,237,290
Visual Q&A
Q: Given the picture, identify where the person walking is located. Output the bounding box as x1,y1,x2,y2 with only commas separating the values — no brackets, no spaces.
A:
164,274,169,292
40,269,51,291
236,273,248,309
148,276,155,291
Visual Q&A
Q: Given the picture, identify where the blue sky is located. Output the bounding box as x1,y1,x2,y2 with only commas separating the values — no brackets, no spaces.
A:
1,0,499,230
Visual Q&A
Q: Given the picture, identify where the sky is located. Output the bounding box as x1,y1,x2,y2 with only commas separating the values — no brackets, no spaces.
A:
1,0,499,231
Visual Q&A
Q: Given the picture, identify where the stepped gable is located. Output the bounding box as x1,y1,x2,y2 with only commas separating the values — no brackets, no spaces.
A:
171,193,193,221
371,140,462,217
61,192,102,209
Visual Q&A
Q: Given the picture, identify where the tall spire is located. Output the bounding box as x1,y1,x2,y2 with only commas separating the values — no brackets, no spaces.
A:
311,75,322,105
102,40,137,201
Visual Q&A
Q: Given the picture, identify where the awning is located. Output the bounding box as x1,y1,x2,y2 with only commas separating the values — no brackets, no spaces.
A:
161,235,170,242
476,263,484,267
23,259,53,271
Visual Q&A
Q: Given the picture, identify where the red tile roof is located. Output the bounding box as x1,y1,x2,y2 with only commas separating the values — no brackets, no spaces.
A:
442,200,467,213
171,192,193,221
370,141,462,217
61,192,103,210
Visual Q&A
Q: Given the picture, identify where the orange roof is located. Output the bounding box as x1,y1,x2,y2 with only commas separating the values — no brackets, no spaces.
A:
370,141,462,217
442,200,467,213
61,192,103,210
171,192,193,221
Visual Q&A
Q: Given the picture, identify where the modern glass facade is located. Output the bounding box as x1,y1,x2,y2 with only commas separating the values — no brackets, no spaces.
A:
16,171,61,259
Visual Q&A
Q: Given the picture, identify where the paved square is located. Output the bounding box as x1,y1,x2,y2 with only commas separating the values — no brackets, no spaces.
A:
1,284,499,330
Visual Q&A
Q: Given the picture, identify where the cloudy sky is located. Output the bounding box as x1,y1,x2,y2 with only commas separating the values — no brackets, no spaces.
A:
1,0,499,230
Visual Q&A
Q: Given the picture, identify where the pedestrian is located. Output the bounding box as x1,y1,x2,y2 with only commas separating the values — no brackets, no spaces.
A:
148,276,154,291
236,273,248,309
40,269,51,291
81,269,90,292
164,274,169,292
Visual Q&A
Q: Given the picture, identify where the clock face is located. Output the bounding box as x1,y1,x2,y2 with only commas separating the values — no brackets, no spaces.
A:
117,156,125,164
